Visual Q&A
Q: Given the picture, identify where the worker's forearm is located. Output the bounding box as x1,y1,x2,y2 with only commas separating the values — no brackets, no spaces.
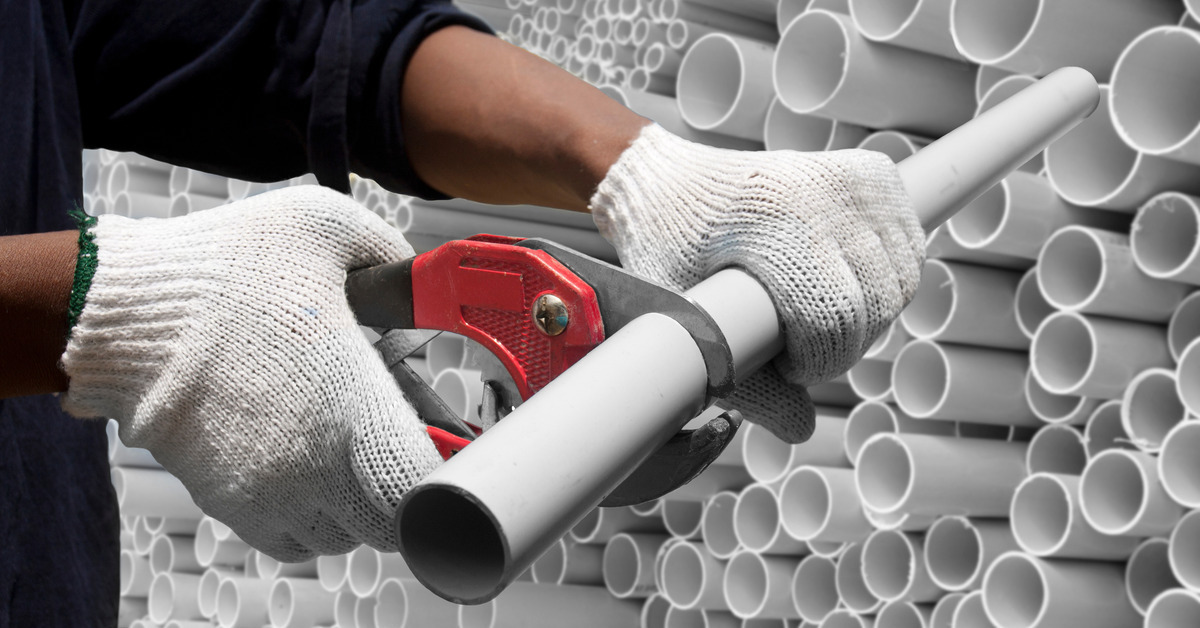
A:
0,230,76,397
401,26,651,212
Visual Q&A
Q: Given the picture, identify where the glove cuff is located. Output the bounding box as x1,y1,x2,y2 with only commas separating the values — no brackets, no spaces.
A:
66,208,100,334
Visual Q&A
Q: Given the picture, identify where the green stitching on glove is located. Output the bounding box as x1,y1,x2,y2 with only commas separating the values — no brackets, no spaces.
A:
67,207,99,335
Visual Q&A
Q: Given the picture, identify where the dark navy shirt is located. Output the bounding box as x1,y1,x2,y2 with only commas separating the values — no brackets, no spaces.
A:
0,1,488,623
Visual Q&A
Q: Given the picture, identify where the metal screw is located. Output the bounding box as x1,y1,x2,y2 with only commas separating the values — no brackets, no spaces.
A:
532,294,569,336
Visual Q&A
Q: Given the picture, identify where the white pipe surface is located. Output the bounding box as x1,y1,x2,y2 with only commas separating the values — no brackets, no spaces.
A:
855,433,1026,517
929,592,965,628
1110,27,1200,166
317,553,349,593
876,601,933,628
1024,424,1087,475
975,75,1042,174
982,552,1138,628
743,419,847,485
571,506,665,545
863,507,936,534
950,590,992,628
169,166,229,199
733,483,808,555
255,552,317,579
425,332,470,376
848,0,960,59
661,499,704,540
642,593,670,628
1079,449,1184,537
834,543,883,615
865,322,910,362
373,577,457,628
1170,510,1200,592
348,546,413,598
216,577,272,628
1180,339,1200,418
197,568,238,620
844,401,954,464
924,516,1016,592
121,549,154,597
1010,473,1138,561
898,260,1026,350
1036,226,1188,322
846,358,893,403
1146,589,1200,628
1127,538,1182,616
663,607,740,628
779,466,870,543
723,551,801,620
791,555,839,625
531,538,604,585
891,340,1036,425
926,224,1031,271
604,533,670,598
1121,367,1186,453
333,589,356,628
700,491,740,560
356,595,378,628
660,4,778,44
431,368,484,424
948,0,1176,79
148,572,203,624
194,517,250,568
821,610,875,628
762,98,868,152
861,530,943,603
110,467,203,520
1082,400,1136,459
661,541,728,611
1024,369,1098,428
1030,312,1171,399
1159,420,1200,509
266,578,336,628
675,33,775,141
773,10,974,136
1013,269,1053,341
856,131,930,164
1130,192,1200,285
150,534,201,576
1045,86,1200,211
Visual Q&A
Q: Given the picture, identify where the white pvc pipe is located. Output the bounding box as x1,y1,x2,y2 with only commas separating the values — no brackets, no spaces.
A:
846,358,893,403
834,543,882,615
791,555,839,625
898,261,1026,350
348,546,413,598
216,577,272,628
169,166,229,199
821,610,875,628
194,517,250,568
660,4,778,44
733,483,808,555
926,224,1031,271
948,0,1176,79
1181,338,1200,418
373,577,458,628
148,572,203,624
660,541,728,611
848,0,960,59
1127,538,1181,616
642,594,670,628
110,467,203,519
1024,369,1098,428
743,419,847,486
865,322,910,362
773,10,973,136
334,589,356,628
1146,589,1200,628
700,491,740,560
982,552,1139,628
663,607,740,628
948,172,1127,261
107,159,172,198
856,131,931,164
1030,311,1171,399
121,549,154,597
779,466,870,543
855,433,1027,517
1170,510,1200,592
571,506,665,545
1079,449,1185,537
876,600,932,628
724,551,802,620
1130,192,1200,285
862,507,936,534
357,595,378,628
604,533,670,599
1110,27,1200,165
317,553,349,593
1159,420,1200,509
425,333,469,377
1121,367,1186,453
1024,425,1087,476
431,368,484,424
843,401,954,464
891,340,1036,425
975,76,1042,173
662,500,704,540
150,534,202,576
861,530,943,603
114,190,173,220
929,592,965,628
950,590,992,628
255,552,317,580
675,33,775,141
132,516,156,556
198,568,238,620
1169,291,1200,362
144,516,196,536
923,516,1017,592
1037,226,1188,322
1013,269,1053,341
531,538,604,585
1083,400,1136,458
762,98,869,152
1045,86,1200,211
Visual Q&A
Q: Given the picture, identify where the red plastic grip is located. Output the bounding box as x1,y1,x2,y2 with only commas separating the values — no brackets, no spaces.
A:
410,235,605,401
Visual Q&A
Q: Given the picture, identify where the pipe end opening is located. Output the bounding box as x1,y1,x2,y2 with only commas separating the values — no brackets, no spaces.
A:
397,485,508,604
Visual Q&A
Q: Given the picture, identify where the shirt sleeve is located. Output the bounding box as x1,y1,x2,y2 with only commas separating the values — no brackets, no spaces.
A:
70,0,493,198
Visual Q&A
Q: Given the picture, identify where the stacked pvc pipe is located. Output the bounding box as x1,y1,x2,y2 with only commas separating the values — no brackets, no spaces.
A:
100,0,1200,626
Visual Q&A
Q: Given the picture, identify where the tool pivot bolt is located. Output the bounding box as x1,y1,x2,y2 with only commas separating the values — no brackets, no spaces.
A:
532,294,569,336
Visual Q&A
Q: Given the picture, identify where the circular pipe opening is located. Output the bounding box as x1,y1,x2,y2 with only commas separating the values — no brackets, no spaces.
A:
1083,401,1132,458
925,517,982,590
148,574,174,623
1123,369,1185,451
850,0,921,41
1170,293,1200,361
724,552,768,618
877,600,927,628
1045,89,1140,206
845,402,898,463
1079,451,1147,535
1026,425,1087,475
1111,28,1200,153
780,468,831,540
862,530,914,600
847,358,893,402
1161,422,1200,508
773,11,850,113
662,500,703,539
701,492,740,559
458,600,495,628
1024,369,1087,426
892,341,950,418
900,261,955,339
217,578,240,627
348,547,381,598
1132,194,1200,278
949,0,1040,65
855,435,913,513
318,554,348,591
835,544,880,614
743,423,794,484
858,131,922,163
1011,474,1070,555
931,593,967,628
269,579,295,628
397,487,508,604
1037,228,1104,309
603,534,642,598
1171,512,1200,590
763,98,835,152
1181,340,1200,417
1015,270,1055,339
532,539,566,584
1146,589,1200,628
792,556,839,624
677,34,744,130
661,543,705,609
1030,313,1095,395
1126,540,1179,614
982,553,1046,628
733,484,781,551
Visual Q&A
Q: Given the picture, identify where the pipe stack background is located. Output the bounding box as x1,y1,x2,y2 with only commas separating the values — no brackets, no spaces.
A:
91,0,1200,626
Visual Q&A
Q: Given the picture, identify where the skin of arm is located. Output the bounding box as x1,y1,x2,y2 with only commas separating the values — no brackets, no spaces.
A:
0,26,650,399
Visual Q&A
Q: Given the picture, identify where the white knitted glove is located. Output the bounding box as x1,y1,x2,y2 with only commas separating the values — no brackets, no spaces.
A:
590,125,924,443
61,186,442,560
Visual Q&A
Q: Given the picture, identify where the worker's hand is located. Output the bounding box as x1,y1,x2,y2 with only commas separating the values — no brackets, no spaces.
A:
590,125,925,443
61,186,442,561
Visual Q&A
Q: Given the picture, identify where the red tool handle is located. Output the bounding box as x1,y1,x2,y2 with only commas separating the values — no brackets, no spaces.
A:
411,235,606,401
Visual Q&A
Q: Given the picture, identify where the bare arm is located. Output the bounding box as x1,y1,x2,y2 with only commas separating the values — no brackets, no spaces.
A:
0,230,76,397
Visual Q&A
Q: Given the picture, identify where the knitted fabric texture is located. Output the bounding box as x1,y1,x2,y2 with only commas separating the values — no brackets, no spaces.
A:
61,186,442,560
590,125,924,443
